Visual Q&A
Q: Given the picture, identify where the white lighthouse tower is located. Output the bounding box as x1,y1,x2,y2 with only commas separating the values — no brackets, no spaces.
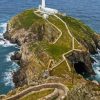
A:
39,0,58,17
42,0,45,8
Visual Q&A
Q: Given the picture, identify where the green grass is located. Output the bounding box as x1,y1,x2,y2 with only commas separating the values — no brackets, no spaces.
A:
28,13,87,61
50,61,70,77
46,15,72,60
47,44,70,60
20,89,54,100
60,15,95,44
11,9,89,61
10,9,95,60
74,39,86,50
29,14,73,60
9,9,44,30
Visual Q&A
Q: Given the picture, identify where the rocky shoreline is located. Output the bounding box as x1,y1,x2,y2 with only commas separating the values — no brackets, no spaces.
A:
0,8,100,99
3,9,100,89
4,24,100,87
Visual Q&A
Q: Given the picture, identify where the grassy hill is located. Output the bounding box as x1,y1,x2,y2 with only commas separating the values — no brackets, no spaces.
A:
3,9,100,100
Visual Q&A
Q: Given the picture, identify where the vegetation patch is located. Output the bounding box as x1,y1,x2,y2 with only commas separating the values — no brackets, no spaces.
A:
50,61,70,77
74,39,86,50
46,15,72,60
60,15,95,44
9,9,44,30
20,89,54,100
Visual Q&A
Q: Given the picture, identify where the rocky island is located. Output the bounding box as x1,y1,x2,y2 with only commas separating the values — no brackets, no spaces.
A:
1,8,100,100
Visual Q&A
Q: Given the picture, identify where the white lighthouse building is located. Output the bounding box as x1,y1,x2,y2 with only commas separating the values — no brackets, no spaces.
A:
39,0,58,16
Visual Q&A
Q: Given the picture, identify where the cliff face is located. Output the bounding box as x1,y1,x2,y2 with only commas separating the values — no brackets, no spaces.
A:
4,9,100,88
5,24,60,87
65,50,95,75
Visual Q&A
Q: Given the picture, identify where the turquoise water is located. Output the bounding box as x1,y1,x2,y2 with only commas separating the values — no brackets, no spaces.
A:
0,0,100,94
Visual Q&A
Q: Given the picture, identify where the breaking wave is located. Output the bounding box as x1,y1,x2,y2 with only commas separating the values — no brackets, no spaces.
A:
91,49,100,82
0,22,19,93
0,23,17,47
6,52,14,62
3,62,19,87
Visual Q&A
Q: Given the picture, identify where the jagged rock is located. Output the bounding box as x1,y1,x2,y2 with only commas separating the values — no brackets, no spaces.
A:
65,50,95,75
42,70,50,79
11,51,21,61
13,69,27,88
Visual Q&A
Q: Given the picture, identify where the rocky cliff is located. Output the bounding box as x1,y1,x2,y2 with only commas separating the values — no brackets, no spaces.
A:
3,9,100,99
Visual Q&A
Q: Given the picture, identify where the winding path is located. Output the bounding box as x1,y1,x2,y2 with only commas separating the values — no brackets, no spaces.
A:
34,10,87,72
5,83,69,100
4,10,88,100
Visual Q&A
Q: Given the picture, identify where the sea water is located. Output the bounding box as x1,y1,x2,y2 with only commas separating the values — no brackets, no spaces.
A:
0,23,19,94
0,0,100,94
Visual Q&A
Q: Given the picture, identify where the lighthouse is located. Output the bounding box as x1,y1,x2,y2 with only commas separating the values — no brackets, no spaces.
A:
39,0,58,16
42,0,45,8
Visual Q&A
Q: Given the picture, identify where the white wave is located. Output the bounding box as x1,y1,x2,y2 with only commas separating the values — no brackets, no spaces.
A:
0,39,17,47
93,61,100,77
91,51,100,82
0,23,7,33
91,55,98,63
0,22,17,47
0,23,7,40
3,62,19,87
6,52,14,62
8,62,19,73
3,72,14,87
96,49,100,56
14,45,21,49
11,62,20,72
3,40,17,47
94,67,100,75
0,40,5,45
0,23,20,88
0,34,3,38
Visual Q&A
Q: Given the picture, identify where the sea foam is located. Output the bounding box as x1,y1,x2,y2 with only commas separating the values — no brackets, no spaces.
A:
91,49,100,82
0,23,17,47
3,62,19,87
0,22,19,88
3,72,14,87
6,52,14,62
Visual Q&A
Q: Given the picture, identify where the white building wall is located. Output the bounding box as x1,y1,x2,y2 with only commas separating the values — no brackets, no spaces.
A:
39,0,58,16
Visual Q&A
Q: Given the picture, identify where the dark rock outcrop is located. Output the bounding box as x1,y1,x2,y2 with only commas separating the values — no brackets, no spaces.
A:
13,69,27,88
93,34,100,50
11,51,21,61
65,50,95,75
